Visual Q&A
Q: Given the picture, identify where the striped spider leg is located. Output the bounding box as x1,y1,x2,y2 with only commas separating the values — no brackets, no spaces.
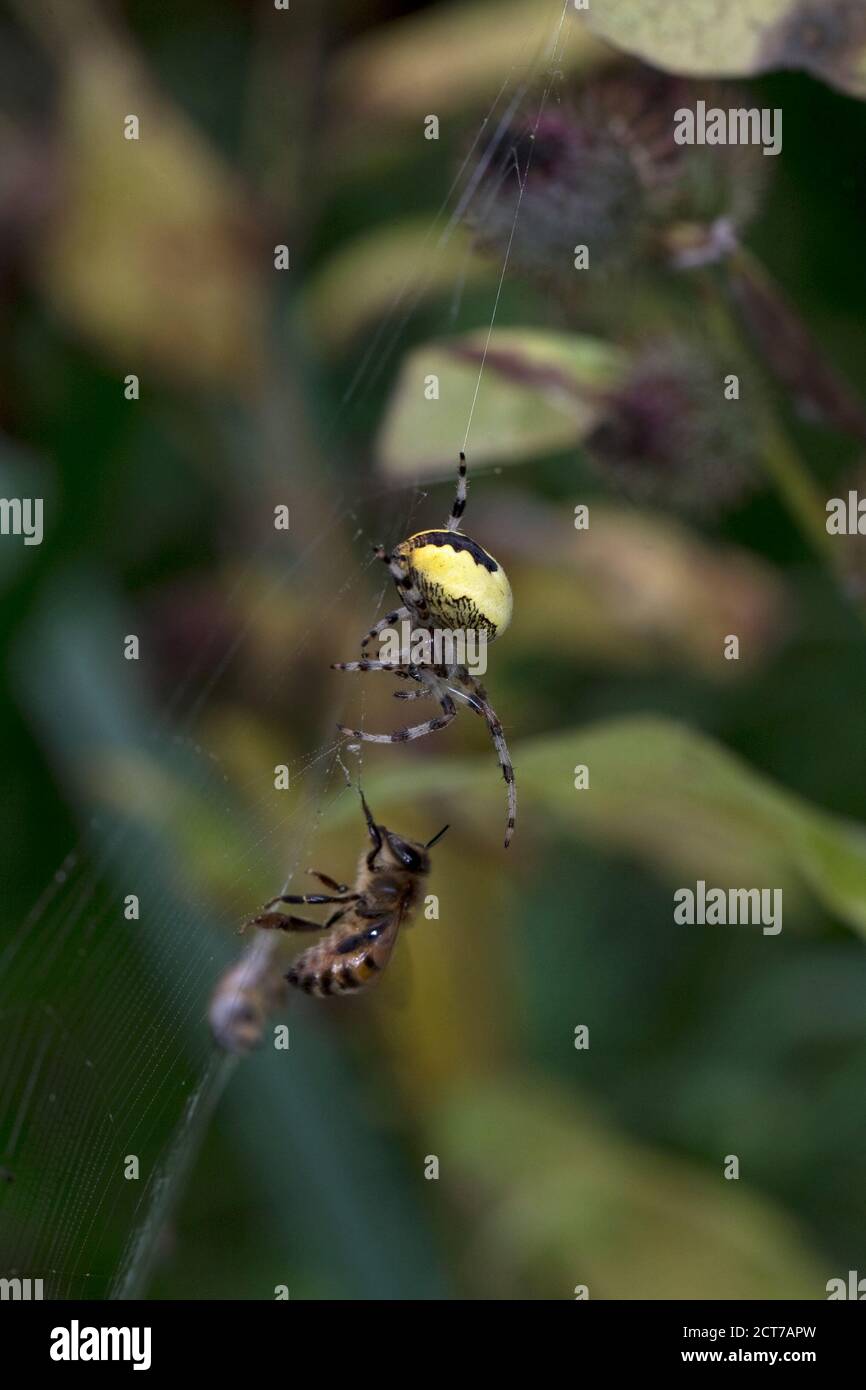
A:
333,659,458,744
452,666,516,848
333,658,516,847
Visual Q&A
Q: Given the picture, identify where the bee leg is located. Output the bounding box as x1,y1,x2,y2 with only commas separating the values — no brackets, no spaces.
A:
263,891,359,907
248,912,325,932
308,870,350,893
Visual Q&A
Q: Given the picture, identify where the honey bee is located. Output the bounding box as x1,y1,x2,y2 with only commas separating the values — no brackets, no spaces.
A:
242,793,448,999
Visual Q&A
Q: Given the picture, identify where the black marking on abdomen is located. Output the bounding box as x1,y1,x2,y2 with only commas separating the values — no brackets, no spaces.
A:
410,530,498,572
337,924,383,955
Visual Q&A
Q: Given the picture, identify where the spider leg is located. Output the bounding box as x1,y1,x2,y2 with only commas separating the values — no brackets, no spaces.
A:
444,450,468,531
339,692,457,744
461,672,516,848
389,668,428,698
444,681,485,716
441,664,486,716
373,545,432,626
360,605,410,650
333,659,432,696
308,870,350,893
332,659,414,673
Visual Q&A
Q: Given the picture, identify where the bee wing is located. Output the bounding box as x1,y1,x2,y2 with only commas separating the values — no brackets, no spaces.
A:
334,907,402,981
373,925,415,1015
361,895,420,1016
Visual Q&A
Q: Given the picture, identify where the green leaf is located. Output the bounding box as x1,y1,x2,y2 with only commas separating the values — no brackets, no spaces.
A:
330,0,608,121
585,0,866,98
480,497,787,677
301,220,491,352
377,328,626,476
39,38,265,388
437,1077,824,1298
333,716,866,938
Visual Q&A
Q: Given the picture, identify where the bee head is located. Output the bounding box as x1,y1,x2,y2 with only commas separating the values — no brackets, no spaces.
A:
360,789,448,872
382,831,430,875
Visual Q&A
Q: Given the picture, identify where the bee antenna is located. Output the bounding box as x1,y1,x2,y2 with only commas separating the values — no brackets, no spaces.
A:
359,787,384,866
425,824,450,849
358,787,376,828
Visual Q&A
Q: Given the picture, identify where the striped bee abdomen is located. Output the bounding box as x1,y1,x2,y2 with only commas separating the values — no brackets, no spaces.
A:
286,915,399,998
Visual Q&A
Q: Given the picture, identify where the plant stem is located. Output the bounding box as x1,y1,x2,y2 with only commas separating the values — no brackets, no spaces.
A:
700,260,853,584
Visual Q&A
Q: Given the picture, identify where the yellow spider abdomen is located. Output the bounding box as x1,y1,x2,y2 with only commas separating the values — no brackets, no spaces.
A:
396,529,513,639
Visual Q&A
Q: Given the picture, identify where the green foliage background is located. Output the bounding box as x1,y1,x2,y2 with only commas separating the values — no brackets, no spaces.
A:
1,0,866,1300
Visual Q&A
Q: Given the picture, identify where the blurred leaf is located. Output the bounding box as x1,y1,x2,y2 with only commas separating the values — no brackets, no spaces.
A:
378,328,625,475
328,717,866,937
302,219,491,352
585,0,866,98
369,845,514,1102
485,495,788,676
330,0,609,121
438,1077,823,1298
37,38,265,389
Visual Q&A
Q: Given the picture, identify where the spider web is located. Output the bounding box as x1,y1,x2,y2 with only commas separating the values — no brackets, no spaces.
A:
0,1,573,1301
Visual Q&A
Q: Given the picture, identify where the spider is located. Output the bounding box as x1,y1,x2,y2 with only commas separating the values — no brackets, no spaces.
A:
333,452,516,847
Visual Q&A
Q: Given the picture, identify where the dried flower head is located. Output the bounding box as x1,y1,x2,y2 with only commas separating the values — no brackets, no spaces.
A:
583,339,757,514
466,68,770,282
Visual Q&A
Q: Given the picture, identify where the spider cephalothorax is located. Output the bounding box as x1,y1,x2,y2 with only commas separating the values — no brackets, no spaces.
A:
333,453,517,847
